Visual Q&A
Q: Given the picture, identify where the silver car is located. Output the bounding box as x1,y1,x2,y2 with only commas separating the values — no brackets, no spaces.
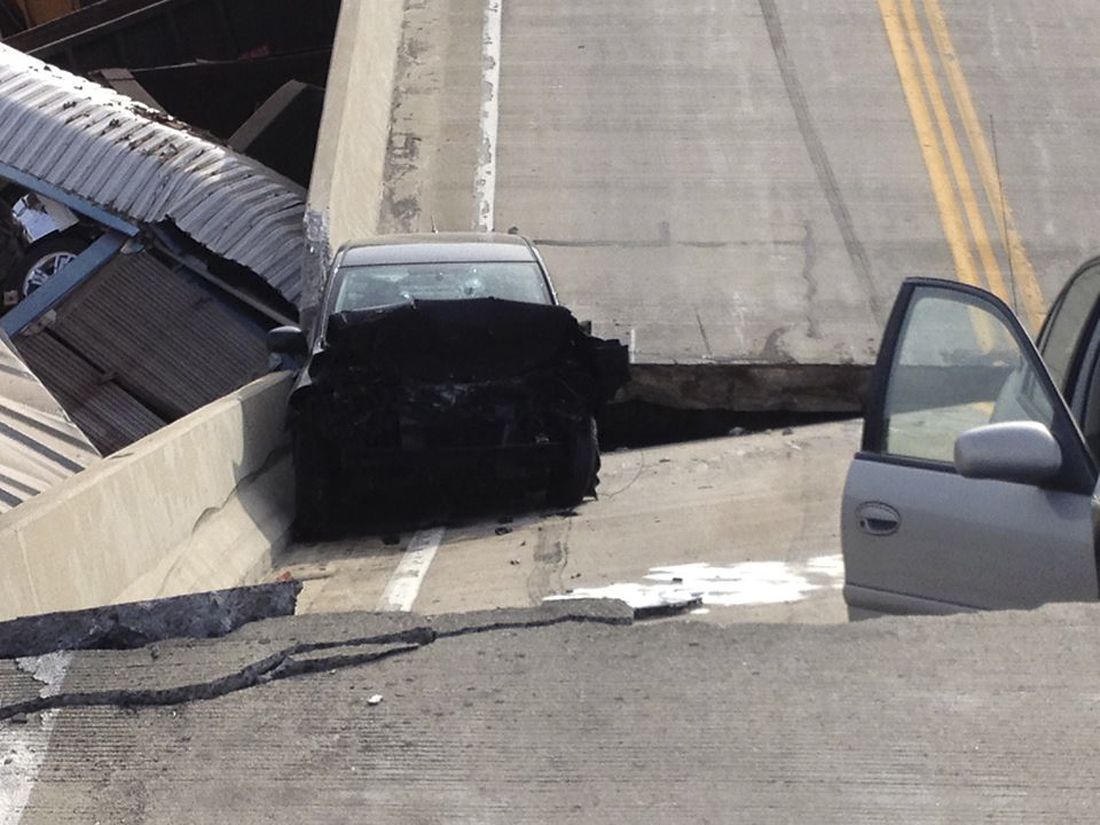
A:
842,259,1100,618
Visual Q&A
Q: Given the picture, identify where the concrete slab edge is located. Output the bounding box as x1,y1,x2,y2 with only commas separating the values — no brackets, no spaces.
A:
623,362,872,412
0,581,303,660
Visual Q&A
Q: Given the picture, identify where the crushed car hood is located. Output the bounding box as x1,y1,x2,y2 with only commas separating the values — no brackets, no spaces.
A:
310,299,629,400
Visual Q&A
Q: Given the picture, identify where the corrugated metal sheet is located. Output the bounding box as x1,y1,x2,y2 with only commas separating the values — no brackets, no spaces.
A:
14,249,271,455
13,328,165,455
0,328,100,512
0,42,306,305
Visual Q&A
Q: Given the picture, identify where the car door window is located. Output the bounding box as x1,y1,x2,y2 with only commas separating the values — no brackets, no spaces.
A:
879,285,1053,463
1076,355,1100,460
1038,259,1100,398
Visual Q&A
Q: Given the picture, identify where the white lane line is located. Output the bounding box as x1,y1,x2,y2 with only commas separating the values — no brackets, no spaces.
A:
474,0,503,232
377,528,446,612
1,652,72,825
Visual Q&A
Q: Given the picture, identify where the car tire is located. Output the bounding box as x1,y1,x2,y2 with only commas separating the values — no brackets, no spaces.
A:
5,234,90,304
292,432,339,542
547,416,600,508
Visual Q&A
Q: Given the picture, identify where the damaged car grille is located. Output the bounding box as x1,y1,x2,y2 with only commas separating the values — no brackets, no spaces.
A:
290,298,628,461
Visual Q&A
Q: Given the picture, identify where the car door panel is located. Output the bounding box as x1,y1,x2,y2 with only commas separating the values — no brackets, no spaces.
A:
842,278,1099,617
843,457,1096,614
843,584,975,619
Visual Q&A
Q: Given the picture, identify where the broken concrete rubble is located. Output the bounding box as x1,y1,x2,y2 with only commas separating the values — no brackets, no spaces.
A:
0,582,302,660
545,589,703,619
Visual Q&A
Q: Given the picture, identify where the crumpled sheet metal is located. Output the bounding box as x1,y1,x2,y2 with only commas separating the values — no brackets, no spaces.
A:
0,43,307,305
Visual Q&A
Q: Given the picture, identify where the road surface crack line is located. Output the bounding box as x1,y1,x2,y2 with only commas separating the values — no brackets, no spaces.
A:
800,221,821,340
532,237,803,250
602,450,647,500
756,0,885,324
0,614,629,722
694,310,714,359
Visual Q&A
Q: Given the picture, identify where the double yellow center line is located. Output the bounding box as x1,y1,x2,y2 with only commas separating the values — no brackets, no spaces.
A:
878,0,1045,334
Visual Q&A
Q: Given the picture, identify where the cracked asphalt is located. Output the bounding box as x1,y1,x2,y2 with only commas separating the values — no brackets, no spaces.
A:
6,600,1100,822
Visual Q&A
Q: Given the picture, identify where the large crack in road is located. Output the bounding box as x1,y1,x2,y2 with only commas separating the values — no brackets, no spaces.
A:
0,609,632,721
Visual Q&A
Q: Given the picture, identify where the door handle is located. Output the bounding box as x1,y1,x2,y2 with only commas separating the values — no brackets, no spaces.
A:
856,502,900,537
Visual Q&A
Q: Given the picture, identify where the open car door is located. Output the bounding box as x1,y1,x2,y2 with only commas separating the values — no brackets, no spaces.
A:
1037,256,1100,459
842,278,1099,618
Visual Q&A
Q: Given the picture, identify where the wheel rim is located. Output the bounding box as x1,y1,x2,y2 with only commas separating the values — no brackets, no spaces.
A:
23,251,78,297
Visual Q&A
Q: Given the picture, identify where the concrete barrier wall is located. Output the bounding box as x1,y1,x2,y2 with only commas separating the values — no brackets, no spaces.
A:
304,0,406,310
0,372,295,621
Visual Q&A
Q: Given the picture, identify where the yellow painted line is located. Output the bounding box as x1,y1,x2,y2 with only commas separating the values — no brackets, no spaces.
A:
923,0,1046,333
900,0,1009,304
877,0,980,290
877,0,994,349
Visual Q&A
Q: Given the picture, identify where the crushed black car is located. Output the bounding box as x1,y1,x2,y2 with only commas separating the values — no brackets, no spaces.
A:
269,233,630,538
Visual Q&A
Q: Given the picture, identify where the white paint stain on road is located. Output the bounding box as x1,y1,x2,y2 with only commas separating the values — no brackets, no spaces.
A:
546,555,844,610
1,652,72,825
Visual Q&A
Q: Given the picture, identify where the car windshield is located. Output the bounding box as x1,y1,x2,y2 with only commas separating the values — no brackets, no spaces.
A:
331,261,551,312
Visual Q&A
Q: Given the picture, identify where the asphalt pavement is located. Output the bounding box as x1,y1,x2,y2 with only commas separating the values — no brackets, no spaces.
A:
274,420,860,625
5,600,1100,822
378,0,1100,389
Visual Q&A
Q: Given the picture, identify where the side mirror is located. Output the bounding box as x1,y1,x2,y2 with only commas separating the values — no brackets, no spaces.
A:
267,325,308,357
579,319,593,335
954,421,1062,486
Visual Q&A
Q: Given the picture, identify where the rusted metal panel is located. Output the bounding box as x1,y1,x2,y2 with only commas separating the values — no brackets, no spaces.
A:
10,0,77,30
0,43,307,305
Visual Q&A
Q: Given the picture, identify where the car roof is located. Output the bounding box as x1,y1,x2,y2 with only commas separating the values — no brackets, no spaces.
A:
336,233,537,266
